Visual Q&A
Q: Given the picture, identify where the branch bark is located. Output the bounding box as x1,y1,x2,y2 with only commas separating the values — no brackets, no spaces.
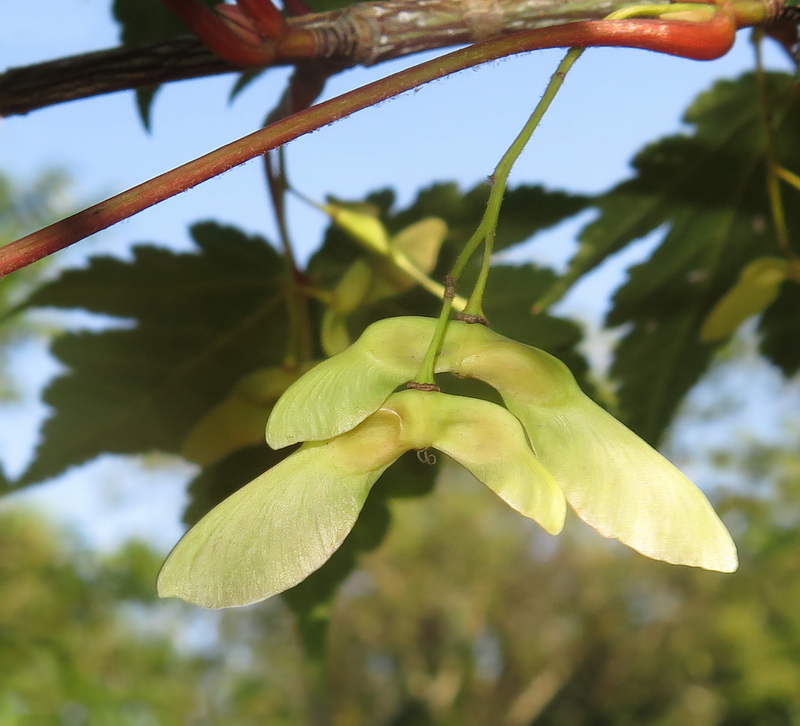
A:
1,0,645,117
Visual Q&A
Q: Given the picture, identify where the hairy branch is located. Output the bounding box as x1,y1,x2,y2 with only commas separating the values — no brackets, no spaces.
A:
2,0,651,116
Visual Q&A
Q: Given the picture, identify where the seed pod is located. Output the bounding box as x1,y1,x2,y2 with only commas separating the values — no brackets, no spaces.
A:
266,316,431,448
162,410,404,608
439,323,739,574
405,390,566,536
322,259,375,356
160,390,565,608
370,218,447,296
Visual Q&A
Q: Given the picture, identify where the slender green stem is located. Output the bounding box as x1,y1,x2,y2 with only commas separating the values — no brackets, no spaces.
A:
414,278,457,386
465,46,584,317
465,231,496,317
413,0,702,382
777,166,800,196
456,0,686,313
413,46,583,384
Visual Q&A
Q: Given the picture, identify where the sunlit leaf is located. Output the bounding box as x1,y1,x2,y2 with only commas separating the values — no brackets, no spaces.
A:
700,257,789,341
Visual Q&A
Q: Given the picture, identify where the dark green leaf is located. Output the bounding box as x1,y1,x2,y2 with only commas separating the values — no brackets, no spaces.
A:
309,182,588,285
113,0,216,45
229,70,268,102
0,170,72,403
112,0,217,124
18,222,286,487
758,279,800,376
303,0,363,11
0,464,10,496
590,72,800,444
307,185,591,390
135,86,160,132
390,182,589,254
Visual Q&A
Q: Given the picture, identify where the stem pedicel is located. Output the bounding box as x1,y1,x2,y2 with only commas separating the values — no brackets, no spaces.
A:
412,45,584,385
411,1,730,386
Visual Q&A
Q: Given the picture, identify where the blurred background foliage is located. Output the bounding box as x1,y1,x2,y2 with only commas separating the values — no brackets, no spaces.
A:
1,435,800,725
0,170,73,404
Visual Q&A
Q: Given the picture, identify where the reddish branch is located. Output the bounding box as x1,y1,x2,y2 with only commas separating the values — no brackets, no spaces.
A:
0,13,742,277
3,0,763,117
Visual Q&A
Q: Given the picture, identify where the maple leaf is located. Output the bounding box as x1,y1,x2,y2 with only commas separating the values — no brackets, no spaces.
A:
545,72,800,444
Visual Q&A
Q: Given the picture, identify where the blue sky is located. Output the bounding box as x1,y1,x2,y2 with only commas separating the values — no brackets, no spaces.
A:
0,1,796,551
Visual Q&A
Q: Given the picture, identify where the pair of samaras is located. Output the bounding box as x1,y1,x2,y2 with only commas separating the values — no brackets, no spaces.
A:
159,316,737,608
